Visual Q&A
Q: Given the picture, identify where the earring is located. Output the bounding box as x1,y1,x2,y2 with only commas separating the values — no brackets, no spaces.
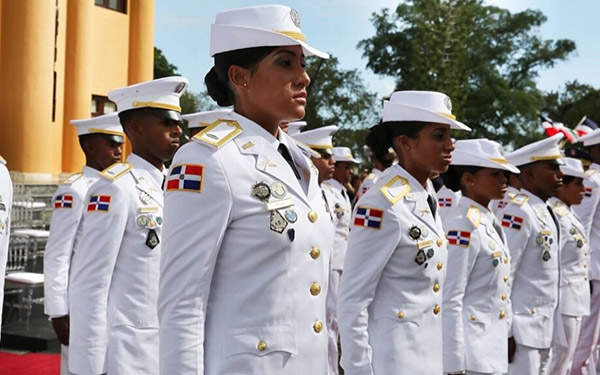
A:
243,83,248,87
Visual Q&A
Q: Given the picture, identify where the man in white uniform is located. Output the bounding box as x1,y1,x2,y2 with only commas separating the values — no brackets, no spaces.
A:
68,77,186,375
0,155,13,344
44,113,124,375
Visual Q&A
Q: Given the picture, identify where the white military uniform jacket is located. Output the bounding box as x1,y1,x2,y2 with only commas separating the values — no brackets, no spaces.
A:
501,190,560,349
323,179,351,271
338,164,448,375
354,168,382,204
490,185,520,219
69,154,164,375
442,197,510,374
44,166,99,317
0,156,13,341
549,197,591,317
573,164,600,280
436,185,461,221
158,112,334,375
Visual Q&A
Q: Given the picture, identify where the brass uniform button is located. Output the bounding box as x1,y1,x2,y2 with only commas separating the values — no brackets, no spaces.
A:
504,275,509,283
433,305,441,315
310,282,321,296
313,320,323,333
437,262,443,271
397,311,405,319
470,314,476,321
531,309,536,315
257,340,267,351
436,239,443,247
501,293,507,301
310,247,320,259
585,252,589,256
504,257,509,264
308,211,318,223
585,275,589,281
584,263,588,268
499,310,506,319
433,283,440,293
568,281,572,286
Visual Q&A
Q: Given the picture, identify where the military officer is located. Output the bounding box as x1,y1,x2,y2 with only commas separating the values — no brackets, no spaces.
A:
338,91,470,375
440,139,518,375
500,134,564,375
158,5,333,375
293,125,338,185
547,157,590,375
0,155,12,344
68,76,186,375
44,113,124,375
436,181,461,221
490,167,521,219
183,109,231,138
571,129,600,375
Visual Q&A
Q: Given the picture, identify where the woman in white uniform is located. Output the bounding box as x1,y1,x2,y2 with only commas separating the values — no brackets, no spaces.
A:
440,139,519,375
547,157,591,375
338,91,470,375
158,5,334,375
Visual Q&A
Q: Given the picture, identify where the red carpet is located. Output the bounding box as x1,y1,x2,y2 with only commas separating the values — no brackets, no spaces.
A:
0,351,60,375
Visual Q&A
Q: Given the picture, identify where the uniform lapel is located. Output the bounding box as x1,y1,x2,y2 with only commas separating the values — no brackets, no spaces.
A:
404,191,443,238
284,134,320,205
133,171,164,208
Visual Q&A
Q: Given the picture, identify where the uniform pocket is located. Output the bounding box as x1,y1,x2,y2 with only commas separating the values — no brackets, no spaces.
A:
372,301,424,327
111,304,159,329
222,325,298,359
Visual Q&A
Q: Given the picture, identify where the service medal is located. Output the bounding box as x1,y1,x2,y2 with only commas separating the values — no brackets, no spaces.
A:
414,249,426,266
409,226,422,240
270,181,287,199
284,209,298,223
270,210,288,233
252,182,271,201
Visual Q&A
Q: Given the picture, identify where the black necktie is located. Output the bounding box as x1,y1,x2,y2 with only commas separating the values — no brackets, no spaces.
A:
546,205,560,243
278,143,301,179
341,189,347,199
427,194,437,218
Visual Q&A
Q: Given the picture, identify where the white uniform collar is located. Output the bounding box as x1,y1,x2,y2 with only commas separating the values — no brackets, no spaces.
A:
326,179,346,192
231,111,281,149
520,188,545,206
390,164,430,195
82,165,99,178
459,195,494,221
127,153,164,187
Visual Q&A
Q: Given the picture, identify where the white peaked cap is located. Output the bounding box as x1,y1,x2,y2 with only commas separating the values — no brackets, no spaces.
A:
452,139,519,173
210,5,329,59
287,121,307,135
183,109,232,130
292,125,338,153
332,147,359,163
579,128,600,147
560,156,586,179
108,76,188,120
383,91,471,131
70,112,125,142
507,133,565,167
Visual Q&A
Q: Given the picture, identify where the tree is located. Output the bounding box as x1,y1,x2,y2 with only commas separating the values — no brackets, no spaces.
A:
359,0,576,148
304,56,378,161
543,81,600,128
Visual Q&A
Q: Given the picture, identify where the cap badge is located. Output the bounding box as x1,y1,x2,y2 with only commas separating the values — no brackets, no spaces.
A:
175,82,186,94
290,9,301,28
444,96,452,112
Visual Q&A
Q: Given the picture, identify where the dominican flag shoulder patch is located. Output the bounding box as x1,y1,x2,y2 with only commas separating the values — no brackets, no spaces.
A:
585,187,593,198
54,194,73,209
447,230,471,247
502,214,523,230
87,195,111,212
354,206,384,229
166,164,204,193
497,200,508,209
438,197,452,207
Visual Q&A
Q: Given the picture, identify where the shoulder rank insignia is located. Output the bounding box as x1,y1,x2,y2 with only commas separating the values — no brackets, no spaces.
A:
354,206,383,229
193,119,242,149
64,172,83,185
0,155,6,165
99,162,132,181
552,201,568,217
510,193,529,206
366,173,377,181
165,164,204,193
380,175,411,204
501,214,523,230
54,194,74,209
447,230,471,247
467,205,481,228
584,187,593,198
87,195,111,212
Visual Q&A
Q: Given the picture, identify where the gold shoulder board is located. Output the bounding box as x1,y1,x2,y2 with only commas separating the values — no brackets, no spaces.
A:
467,205,481,228
510,193,529,206
380,175,411,204
192,119,243,149
64,172,83,185
99,162,132,181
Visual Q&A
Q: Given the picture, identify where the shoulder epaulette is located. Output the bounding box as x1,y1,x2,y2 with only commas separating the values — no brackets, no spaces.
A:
380,175,411,204
0,155,5,165
507,191,517,200
192,119,242,149
366,173,377,181
290,137,322,159
510,193,529,206
63,172,83,185
552,201,568,217
587,169,598,177
466,205,481,228
99,162,132,181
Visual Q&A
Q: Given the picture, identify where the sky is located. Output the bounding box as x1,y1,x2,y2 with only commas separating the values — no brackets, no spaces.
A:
154,0,600,99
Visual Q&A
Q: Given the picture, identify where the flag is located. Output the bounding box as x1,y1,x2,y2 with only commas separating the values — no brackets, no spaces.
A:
447,230,471,247
54,194,73,209
166,164,204,192
501,214,523,230
438,197,452,207
354,206,384,229
87,195,111,212
540,114,577,143
575,116,599,137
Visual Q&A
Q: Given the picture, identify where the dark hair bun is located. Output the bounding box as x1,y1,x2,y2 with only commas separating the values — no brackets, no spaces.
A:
365,123,392,162
440,166,461,192
205,67,232,107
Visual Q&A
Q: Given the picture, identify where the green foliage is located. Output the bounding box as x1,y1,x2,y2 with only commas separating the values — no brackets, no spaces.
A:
154,47,179,78
543,81,600,128
304,56,378,161
359,0,576,148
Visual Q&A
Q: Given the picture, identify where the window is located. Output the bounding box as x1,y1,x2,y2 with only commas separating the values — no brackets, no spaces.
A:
95,0,126,14
91,95,117,117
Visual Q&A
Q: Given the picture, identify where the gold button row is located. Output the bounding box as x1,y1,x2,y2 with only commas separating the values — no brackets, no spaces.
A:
310,282,321,296
310,247,320,259
501,293,507,301
437,262,443,271
433,304,441,315
433,282,440,293
308,211,318,223
313,320,323,333
499,310,506,319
